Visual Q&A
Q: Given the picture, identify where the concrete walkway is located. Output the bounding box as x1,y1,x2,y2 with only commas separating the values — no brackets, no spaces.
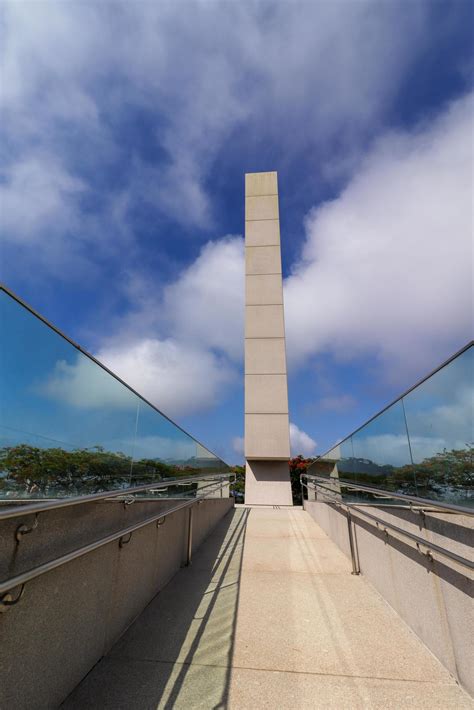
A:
64,507,472,709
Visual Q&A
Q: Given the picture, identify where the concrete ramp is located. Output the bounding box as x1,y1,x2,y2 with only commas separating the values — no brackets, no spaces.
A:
64,508,472,709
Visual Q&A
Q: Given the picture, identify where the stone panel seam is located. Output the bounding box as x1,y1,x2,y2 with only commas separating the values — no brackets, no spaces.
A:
245,192,279,197
115,656,464,685
245,374,288,378
244,243,281,248
246,412,290,416
245,218,281,222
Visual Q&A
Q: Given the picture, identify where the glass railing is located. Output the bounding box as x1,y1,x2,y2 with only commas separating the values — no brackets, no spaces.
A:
0,286,231,501
309,343,473,508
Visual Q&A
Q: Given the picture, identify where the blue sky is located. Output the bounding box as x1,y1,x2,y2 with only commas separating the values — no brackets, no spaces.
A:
1,1,473,464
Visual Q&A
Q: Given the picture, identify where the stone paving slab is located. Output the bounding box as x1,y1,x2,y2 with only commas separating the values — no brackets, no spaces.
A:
241,534,351,574
227,666,474,710
244,513,329,539
63,657,474,710
231,570,455,681
109,569,239,668
63,507,473,709
62,657,228,710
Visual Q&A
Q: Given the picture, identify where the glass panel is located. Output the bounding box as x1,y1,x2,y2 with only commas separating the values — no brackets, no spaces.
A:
195,442,228,475
403,346,473,506
0,288,230,501
310,346,472,507
309,439,355,478
0,292,139,498
131,401,197,490
308,438,356,502
351,400,416,497
335,438,356,482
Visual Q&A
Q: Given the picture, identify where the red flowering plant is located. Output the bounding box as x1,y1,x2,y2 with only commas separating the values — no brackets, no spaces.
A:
289,455,315,505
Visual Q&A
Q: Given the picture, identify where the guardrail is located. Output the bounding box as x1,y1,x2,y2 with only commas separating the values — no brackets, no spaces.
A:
301,473,473,576
0,473,231,520
0,473,233,607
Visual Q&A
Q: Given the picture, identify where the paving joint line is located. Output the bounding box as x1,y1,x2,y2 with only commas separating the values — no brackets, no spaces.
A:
106,656,458,687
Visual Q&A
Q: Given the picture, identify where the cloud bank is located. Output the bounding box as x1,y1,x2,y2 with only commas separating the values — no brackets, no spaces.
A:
96,237,244,417
290,423,317,457
284,93,473,383
2,1,471,436
36,92,473,425
1,1,432,271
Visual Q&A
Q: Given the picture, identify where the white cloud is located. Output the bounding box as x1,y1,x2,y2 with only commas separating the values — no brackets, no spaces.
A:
94,236,244,417
96,338,235,419
0,154,85,242
3,2,470,430
232,437,245,457
163,237,244,361
37,236,243,419
40,338,235,419
290,423,317,457
284,93,474,384
38,354,136,410
1,0,432,254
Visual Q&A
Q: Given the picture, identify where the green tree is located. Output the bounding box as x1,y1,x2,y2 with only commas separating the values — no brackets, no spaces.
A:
0,443,203,498
230,465,245,501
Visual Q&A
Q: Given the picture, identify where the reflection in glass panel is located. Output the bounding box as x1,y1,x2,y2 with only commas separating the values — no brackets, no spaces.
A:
195,442,229,475
351,401,415,495
403,345,473,505
308,439,355,501
310,439,355,480
0,288,230,500
308,345,472,507
0,291,138,498
131,401,198,488
336,438,356,482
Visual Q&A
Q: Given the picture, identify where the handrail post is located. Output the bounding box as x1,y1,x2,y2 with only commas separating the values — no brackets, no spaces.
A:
186,505,194,566
346,511,360,575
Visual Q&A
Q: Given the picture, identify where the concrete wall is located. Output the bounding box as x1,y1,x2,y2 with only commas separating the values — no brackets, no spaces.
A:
303,499,474,696
0,496,233,709
244,171,291,505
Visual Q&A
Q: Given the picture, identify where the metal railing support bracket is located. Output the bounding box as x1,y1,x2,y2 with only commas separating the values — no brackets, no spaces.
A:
119,532,133,548
0,584,25,613
186,506,194,566
346,512,360,575
15,514,39,543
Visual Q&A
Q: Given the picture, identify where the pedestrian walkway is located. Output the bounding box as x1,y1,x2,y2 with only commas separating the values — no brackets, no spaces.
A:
63,507,472,709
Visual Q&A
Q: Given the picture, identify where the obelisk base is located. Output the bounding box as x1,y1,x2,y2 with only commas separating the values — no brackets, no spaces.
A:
244,460,293,506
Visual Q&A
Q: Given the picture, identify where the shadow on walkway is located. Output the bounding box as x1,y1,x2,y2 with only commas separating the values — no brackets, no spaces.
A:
63,508,249,710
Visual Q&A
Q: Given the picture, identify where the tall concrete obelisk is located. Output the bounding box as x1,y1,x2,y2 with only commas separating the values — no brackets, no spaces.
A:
244,171,292,505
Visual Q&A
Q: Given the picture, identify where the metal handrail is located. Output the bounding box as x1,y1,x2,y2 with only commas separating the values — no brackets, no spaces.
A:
347,504,474,570
301,477,473,574
304,473,474,516
0,473,232,521
0,476,231,596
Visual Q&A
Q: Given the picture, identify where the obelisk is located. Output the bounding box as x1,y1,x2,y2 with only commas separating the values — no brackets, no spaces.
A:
244,171,292,505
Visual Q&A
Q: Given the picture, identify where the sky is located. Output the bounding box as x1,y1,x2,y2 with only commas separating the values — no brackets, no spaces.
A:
1,0,473,464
